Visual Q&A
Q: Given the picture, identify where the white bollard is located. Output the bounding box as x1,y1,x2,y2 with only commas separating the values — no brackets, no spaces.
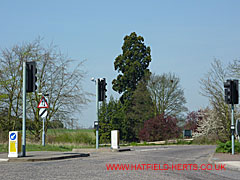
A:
111,130,120,149
8,131,22,158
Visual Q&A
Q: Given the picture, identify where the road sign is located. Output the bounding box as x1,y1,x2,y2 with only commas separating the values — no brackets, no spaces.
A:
37,96,49,108
10,132,17,140
236,119,240,136
183,130,192,138
8,131,22,158
39,108,48,118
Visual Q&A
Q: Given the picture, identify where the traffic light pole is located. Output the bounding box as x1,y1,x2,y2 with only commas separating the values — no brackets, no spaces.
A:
231,104,235,155
224,79,239,155
96,79,99,149
22,61,26,157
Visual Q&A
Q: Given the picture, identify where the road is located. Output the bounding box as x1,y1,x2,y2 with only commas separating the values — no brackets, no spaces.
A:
0,145,240,180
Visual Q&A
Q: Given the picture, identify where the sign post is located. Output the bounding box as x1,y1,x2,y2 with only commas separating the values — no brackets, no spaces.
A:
236,119,240,142
38,95,49,146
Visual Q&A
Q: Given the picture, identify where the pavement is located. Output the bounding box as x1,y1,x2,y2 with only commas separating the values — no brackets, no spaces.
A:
0,147,131,162
0,151,90,162
209,152,240,171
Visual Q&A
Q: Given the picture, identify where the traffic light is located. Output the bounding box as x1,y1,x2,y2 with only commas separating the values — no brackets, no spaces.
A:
98,78,107,102
224,79,239,104
232,80,239,104
224,80,232,104
98,79,102,101
102,78,107,101
26,61,37,92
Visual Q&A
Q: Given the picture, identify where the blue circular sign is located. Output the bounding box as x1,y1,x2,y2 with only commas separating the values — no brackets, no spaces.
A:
10,132,17,140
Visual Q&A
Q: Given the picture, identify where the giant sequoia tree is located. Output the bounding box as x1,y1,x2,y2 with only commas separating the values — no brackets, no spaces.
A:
111,32,152,142
112,32,152,102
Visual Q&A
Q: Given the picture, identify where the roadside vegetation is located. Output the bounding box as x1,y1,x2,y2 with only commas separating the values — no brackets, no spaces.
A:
0,128,95,152
0,143,95,153
216,141,240,153
46,128,95,145
0,38,90,141
1,33,240,153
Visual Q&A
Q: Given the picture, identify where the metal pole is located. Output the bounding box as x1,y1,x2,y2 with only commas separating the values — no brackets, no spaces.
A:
22,61,26,157
96,79,99,149
231,104,235,155
42,117,45,146
42,95,48,146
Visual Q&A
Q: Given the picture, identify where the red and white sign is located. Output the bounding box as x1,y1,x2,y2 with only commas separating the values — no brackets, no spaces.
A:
37,96,49,108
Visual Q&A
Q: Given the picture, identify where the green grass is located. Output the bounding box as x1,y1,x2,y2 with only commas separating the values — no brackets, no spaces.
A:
0,128,96,153
0,143,96,153
0,144,8,152
47,128,94,134
26,144,95,151
26,144,72,151
24,128,95,145
47,129,95,145
123,139,193,147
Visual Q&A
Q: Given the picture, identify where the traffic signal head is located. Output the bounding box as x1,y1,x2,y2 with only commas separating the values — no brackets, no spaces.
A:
103,78,107,100
26,61,37,93
98,79,102,101
224,80,232,104
98,78,107,102
232,80,239,104
224,79,239,104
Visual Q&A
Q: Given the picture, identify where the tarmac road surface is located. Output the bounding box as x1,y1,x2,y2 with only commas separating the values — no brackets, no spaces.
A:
0,145,240,180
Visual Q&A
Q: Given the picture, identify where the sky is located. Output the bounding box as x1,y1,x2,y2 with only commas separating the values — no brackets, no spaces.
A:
1,0,240,128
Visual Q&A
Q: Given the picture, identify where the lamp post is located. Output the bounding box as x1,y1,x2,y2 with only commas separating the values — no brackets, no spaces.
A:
91,78,99,149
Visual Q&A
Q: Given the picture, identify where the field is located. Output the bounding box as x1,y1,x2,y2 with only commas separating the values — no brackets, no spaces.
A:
0,128,96,152
46,128,95,145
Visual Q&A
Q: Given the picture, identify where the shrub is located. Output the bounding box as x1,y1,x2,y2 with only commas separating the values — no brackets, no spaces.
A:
192,134,218,145
216,141,240,153
139,114,180,142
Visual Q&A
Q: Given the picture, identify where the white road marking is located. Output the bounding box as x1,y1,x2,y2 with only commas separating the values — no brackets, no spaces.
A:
136,148,169,152
0,158,9,162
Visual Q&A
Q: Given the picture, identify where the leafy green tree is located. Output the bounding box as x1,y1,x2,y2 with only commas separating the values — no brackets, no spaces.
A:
98,96,124,144
125,77,154,141
112,32,152,102
111,32,152,142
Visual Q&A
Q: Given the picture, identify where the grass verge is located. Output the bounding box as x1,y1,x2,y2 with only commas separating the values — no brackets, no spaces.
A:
0,144,7,152
0,143,95,153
